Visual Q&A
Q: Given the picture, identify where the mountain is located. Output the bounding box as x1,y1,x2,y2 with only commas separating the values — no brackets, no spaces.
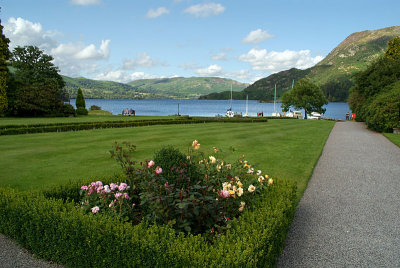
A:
127,77,247,99
63,76,247,99
200,25,400,102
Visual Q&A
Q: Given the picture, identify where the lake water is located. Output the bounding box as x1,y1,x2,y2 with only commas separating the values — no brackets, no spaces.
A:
71,99,351,120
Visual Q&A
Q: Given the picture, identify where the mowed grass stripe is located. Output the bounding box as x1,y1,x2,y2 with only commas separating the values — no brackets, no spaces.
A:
0,120,334,200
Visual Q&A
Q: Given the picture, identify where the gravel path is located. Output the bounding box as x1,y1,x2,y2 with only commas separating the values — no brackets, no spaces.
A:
0,234,63,268
278,122,400,267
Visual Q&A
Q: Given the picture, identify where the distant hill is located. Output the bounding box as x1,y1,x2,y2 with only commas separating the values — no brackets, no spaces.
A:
200,25,400,102
63,76,247,99
127,77,247,99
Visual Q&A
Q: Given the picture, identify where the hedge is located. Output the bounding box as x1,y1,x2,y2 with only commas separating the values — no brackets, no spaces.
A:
0,178,296,267
0,117,268,136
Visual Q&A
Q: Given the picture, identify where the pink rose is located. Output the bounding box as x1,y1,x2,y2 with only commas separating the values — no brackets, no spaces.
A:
115,192,122,199
96,186,104,193
164,181,168,187
219,190,229,198
91,206,100,214
155,166,162,175
118,183,128,191
110,183,117,191
124,193,130,199
95,181,103,187
148,160,155,168
80,185,88,191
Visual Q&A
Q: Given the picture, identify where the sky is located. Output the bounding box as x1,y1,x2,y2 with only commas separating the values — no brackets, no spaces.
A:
1,0,399,84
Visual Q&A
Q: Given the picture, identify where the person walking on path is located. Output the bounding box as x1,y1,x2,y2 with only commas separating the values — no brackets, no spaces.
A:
278,122,400,267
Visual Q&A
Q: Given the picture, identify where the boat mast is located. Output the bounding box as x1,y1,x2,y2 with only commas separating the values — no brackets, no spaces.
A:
245,94,248,117
274,83,276,114
230,83,233,110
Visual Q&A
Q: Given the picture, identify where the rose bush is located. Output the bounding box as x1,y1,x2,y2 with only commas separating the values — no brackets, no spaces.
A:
79,140,274,236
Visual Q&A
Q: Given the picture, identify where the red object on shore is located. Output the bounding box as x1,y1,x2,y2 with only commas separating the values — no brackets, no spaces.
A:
352,113,356,119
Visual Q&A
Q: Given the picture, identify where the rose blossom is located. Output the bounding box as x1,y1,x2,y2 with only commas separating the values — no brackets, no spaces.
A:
219,190,229,198
115,192,122,199
148,160,155,168
155,166,162,175
104,185,111,193
257,170,262,176
80,185,88,191
95,181,103,187
237,187,243,197
248,184,256,193
110,183,118,191
268,178,274,185
209,156,216,164
192,140,200,150
124,193,130,199
118,183,128,191
91,206,100,214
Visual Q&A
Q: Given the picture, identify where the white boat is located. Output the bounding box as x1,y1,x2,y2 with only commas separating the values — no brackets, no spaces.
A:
285,110,302,119
226,84,240,117
308,112,322,120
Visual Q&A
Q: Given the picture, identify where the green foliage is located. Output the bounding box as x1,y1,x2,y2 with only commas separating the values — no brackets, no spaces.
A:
63,103,76,117
348,36,400,131
90,105,101,110
75,88,86,109
0,21,10,117
281,78,328,118
385,36,400,60
0,179,296,267
0,117,268,135
8,46,66,116
76,107,88,116
364,82,400,132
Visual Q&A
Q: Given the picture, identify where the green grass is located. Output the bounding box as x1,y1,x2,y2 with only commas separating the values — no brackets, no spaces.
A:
384,133,400,147
88,110,113,115
0,120,334,199
0,115,178,126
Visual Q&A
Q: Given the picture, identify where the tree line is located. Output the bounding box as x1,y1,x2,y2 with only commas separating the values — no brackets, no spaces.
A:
0,20,86,117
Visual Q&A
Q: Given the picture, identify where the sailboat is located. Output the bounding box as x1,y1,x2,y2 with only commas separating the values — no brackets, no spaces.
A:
271,84,281,117
225,84,235,117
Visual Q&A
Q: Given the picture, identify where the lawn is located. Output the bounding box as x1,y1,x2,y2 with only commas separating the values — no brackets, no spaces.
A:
0,119,334,199
0,115,178,126
384,133,400,147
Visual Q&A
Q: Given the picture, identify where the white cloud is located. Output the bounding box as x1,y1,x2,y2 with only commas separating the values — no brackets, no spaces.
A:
146,7,170,18
123,52,164,69
211,53,227,61
4,17,110,77
239,48,324,73
195,64,223,76
94,70,157,83
242,29,274,44
4,17,58,51
228,70,251,81
184,3,225,18
70,0,101,6
179,62,199,70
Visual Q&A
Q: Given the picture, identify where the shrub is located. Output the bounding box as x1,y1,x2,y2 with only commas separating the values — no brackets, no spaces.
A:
0,179,296,267
90,105,101,110
63,103,76,117
75,88,86,109
365,82,400,132
76,107,88,116
109,140,275,235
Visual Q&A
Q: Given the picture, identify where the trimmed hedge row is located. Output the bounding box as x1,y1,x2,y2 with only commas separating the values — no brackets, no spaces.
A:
0,178,296,267
0,117,268,136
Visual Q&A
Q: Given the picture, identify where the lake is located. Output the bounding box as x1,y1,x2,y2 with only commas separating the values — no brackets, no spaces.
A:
70,99,351,120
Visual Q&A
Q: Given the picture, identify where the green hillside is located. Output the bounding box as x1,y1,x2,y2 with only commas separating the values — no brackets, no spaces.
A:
127,77,247,99
63,76,247,99
201,25,400,102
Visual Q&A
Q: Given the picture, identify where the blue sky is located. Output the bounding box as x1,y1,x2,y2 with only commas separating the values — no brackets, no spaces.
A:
2,0,399,84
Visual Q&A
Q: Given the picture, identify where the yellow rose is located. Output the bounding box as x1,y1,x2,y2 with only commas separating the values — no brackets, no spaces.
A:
248,185,256,193
237,187,243,197
268,178,273,185
209,156,216,164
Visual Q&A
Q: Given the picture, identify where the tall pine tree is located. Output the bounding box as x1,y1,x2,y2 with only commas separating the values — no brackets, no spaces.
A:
0,19,10,117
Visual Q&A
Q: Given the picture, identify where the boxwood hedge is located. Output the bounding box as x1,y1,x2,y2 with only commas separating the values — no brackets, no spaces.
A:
0,177,296,267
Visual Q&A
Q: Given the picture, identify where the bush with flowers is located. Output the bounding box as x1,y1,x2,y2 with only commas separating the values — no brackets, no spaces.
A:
77,139,276,236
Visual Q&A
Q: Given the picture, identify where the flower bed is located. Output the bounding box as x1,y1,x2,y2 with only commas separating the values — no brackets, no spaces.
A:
0,140,296,267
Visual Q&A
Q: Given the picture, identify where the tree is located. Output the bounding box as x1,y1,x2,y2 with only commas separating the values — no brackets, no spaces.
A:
281,78,328,119
9,46,66,116
0,19,10,117
385,36,400,60
75,87,88,115
75,88,86,109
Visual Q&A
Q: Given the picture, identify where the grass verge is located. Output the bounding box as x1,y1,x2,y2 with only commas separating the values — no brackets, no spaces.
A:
383,133,400,147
